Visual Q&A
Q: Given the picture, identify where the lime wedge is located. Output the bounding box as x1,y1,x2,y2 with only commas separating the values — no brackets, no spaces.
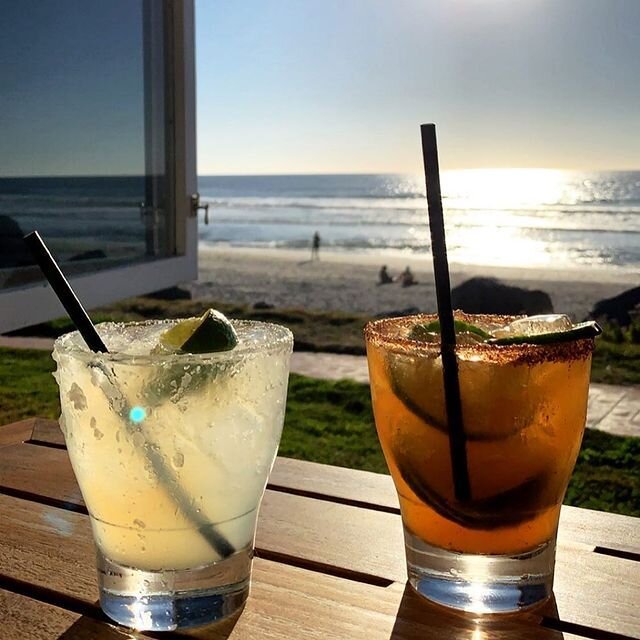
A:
489,321,601,346
160,309,238,353
409,319,492,342
386,353,528,441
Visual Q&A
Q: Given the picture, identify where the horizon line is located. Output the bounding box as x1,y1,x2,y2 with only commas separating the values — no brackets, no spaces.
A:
2,167,639,179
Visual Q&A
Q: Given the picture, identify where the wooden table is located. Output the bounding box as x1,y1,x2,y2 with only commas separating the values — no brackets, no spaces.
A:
1,418,639,639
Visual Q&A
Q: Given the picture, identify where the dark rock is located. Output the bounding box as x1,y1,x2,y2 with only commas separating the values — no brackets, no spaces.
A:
253,301,275,310
589,286,640,326
144,286,191,301
0,215,32,268
69,249,107,261
451,277,553,316
375,307,421,319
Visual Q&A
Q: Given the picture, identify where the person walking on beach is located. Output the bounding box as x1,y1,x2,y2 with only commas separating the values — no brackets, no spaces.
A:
311,231,321,261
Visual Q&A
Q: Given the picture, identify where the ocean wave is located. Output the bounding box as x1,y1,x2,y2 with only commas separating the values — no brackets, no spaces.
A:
202,195,640,216
202,213,640,235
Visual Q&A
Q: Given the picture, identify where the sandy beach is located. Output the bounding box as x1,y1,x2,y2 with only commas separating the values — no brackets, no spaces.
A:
194,247,637,321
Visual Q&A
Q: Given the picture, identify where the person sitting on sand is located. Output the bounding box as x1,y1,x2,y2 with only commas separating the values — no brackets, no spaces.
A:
399,266,417,287
378,265,393,285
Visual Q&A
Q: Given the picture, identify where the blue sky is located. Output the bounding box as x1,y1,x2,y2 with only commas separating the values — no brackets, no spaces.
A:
1,1,637,176
196,0,640,174
0,0,144,177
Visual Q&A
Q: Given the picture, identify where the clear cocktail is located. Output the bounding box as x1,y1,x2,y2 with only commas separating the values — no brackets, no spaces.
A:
53,318,293,630
365,312,595,613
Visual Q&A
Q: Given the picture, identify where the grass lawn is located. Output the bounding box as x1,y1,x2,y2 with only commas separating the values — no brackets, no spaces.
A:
1,347,638,517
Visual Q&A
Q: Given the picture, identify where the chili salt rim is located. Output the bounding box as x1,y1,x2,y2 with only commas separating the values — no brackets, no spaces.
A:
364,312,595,366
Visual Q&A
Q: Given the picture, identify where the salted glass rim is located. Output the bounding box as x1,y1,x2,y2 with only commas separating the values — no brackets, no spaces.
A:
364,312,596,364
53,318,294,365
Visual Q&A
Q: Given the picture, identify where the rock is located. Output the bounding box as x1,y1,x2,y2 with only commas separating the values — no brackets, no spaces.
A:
144,286,191,301
253,301,275,310
69,249,107,261
375,307,421,319
0,215,32,268
589,286,640,326
451,277,553,316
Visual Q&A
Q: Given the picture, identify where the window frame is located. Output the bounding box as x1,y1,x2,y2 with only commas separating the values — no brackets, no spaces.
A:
0,0,197,334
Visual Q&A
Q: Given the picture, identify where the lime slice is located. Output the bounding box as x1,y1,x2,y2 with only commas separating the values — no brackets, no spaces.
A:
395,449,552,528
489,321,601,346
160,309,238,353
409,320,492,342
386,353,530,441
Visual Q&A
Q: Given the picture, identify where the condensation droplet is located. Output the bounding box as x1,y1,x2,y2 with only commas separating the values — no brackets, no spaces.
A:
68,383,87,410
172,452,184,468
132,432,145,448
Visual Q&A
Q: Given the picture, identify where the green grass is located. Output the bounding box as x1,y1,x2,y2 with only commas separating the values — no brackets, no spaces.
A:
1,349,637,516
590,340,640,386
0,348,59,423
281,375,385,472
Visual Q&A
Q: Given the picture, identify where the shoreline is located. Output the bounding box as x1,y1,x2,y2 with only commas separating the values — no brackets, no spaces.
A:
195,246,636,321
199,245,639,284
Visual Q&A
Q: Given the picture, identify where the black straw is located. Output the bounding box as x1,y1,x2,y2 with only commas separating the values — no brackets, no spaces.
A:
420,124,471,502
24,231,108,353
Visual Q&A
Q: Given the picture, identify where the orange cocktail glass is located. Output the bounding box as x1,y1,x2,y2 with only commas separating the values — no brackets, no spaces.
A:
365,312,595,613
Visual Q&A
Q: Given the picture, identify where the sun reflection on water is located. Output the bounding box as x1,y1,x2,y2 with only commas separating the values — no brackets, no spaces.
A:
442,168,570,211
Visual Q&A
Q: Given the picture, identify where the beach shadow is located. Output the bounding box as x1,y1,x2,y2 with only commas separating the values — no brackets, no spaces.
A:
387,583,564,640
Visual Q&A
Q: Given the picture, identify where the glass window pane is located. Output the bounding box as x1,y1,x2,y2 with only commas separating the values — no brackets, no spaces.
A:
0,0,175,290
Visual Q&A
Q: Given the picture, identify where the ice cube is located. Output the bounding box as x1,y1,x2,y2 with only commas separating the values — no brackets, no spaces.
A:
492,314,573,339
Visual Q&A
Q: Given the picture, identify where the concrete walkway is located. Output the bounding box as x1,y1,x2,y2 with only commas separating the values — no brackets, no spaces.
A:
2,336,637,438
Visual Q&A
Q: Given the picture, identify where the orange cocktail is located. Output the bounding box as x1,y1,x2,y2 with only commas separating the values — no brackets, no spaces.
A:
365,312,595,613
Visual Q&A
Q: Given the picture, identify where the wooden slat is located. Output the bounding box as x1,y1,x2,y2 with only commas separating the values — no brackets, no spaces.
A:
0,494,587,640
21,420,640,553
0,588,144,640
6,430,640,557
0,449,639,639
0,443,83,508
271,457,399,511
559,505,640,556
0,589,79,640
0,418,36,448
29,418,64,446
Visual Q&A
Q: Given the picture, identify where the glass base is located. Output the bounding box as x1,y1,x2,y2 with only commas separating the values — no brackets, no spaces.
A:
97,546,252,631
404,528,555,614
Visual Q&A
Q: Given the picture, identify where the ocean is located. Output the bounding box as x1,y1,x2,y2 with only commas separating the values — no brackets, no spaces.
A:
1,171,638,273
198,170,640,272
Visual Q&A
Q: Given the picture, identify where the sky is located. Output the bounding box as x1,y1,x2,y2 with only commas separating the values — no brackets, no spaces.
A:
0,1,638,176
196,0,640,174
0,0,144,177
